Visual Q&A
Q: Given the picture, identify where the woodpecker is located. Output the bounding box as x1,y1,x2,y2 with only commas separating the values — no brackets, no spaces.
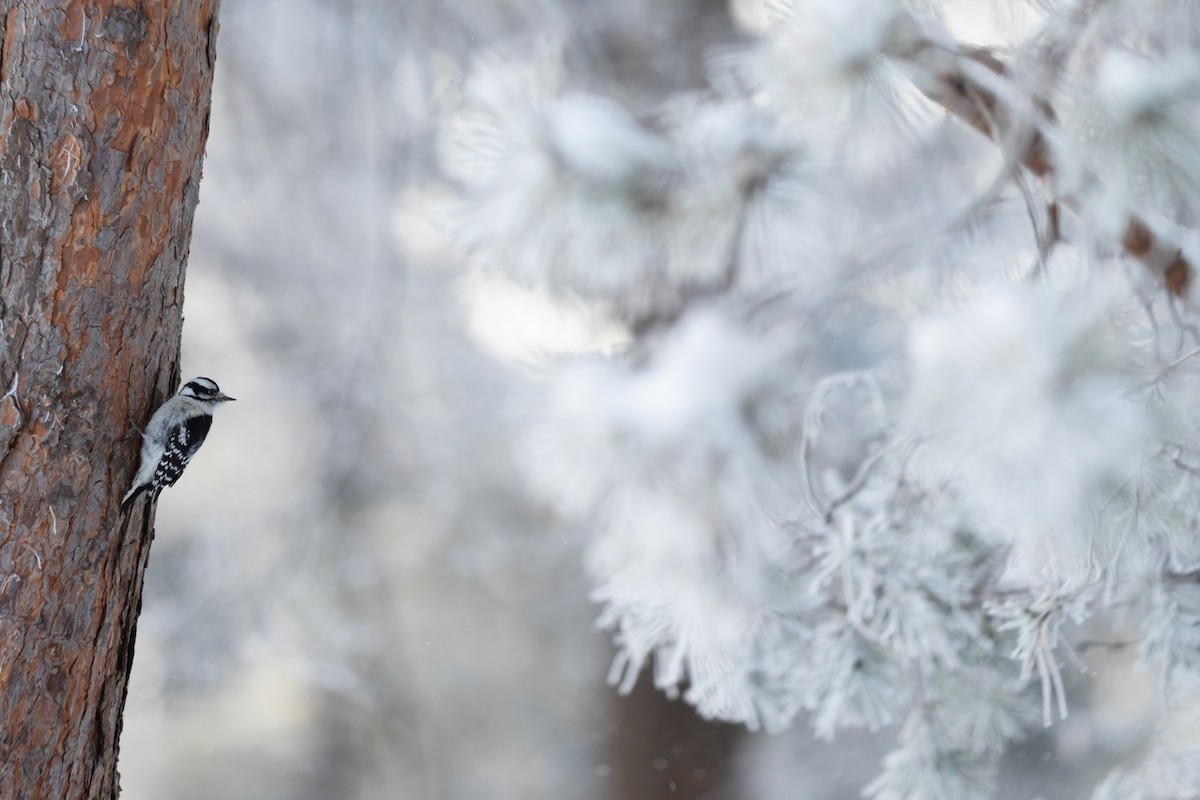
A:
121,377,235,512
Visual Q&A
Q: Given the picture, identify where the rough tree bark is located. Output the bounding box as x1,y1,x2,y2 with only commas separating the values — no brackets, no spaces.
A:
0,2,219,798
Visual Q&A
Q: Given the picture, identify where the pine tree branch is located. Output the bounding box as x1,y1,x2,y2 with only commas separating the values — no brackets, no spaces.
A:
902,27,1193,296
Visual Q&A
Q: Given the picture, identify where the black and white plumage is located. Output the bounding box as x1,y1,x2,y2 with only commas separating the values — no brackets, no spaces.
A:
121,377,236,513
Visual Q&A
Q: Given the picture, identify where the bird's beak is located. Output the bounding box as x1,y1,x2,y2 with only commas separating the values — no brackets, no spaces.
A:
216,393,236,402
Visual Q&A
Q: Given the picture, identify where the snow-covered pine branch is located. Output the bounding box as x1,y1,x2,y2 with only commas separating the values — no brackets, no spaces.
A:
439,0,1200,796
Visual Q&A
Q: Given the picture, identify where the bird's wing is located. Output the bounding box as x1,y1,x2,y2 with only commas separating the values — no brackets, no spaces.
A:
153,414,214,489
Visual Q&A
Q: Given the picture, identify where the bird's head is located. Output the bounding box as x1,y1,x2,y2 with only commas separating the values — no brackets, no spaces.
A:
179,377,236,405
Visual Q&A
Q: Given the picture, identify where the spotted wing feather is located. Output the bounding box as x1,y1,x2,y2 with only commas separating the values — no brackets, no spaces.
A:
152,414,213,490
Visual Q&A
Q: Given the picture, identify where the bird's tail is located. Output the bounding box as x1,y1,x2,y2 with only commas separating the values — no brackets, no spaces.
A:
121,484,148,514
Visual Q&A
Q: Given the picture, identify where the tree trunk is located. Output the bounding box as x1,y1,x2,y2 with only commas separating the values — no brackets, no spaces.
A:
609,679,742,800
0,2,219,797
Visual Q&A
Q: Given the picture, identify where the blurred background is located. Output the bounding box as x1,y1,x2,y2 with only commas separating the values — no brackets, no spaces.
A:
122,2,737,798
115,1,1158,798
